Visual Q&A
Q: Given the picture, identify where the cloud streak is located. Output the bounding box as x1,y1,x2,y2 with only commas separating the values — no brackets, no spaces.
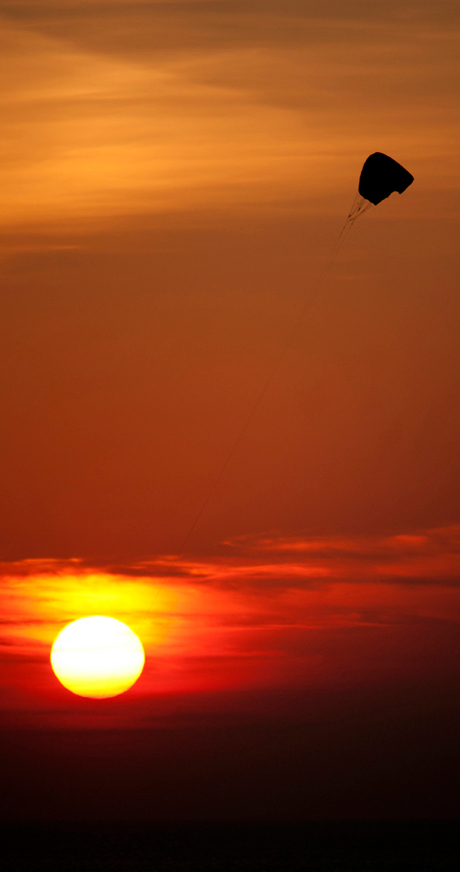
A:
4,523,460,588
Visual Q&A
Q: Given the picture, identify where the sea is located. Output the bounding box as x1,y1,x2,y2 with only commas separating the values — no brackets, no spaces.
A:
1,821,458,871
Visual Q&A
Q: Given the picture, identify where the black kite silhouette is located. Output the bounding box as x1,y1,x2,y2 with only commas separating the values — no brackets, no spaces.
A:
347,152,414,223
359,152,414,205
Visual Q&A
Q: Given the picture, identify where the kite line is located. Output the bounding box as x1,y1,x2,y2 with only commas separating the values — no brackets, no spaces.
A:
177,205,363,555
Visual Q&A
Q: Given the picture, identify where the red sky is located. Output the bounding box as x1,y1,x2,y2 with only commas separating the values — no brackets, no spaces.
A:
1,0,460,820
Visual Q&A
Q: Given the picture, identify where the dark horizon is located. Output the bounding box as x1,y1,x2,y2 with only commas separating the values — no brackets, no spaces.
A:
2,820,459,872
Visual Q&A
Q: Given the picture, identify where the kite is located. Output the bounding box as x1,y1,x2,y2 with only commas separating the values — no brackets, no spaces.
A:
347,152,414,224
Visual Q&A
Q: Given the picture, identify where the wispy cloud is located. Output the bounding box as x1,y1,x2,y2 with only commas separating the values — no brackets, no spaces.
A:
225,524,460,583
1,523,460,646
3,524,460,591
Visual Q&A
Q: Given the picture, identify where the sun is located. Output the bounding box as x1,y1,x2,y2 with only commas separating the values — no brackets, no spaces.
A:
50,616,145,699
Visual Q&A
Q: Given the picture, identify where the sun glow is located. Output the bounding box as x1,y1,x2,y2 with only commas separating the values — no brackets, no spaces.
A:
50,616,145,699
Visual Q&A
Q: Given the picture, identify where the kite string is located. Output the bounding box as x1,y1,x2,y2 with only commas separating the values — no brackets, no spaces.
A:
343,194,373,229
177,209,359,556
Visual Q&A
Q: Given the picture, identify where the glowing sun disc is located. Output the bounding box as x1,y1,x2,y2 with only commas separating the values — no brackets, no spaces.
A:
51,616,145,699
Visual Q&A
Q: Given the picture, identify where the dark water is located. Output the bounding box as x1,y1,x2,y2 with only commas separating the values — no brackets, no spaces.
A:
0,822,458,871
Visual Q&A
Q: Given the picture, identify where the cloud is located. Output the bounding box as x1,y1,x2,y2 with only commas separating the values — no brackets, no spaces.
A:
1,523,460,659
0,18,324,226
3,524,460,592
227,525,460,558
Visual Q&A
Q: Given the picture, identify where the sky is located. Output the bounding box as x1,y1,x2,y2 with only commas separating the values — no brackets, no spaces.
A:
1,0,460,820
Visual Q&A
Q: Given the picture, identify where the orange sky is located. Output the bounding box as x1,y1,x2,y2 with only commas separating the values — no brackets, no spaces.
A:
0,0,460,820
